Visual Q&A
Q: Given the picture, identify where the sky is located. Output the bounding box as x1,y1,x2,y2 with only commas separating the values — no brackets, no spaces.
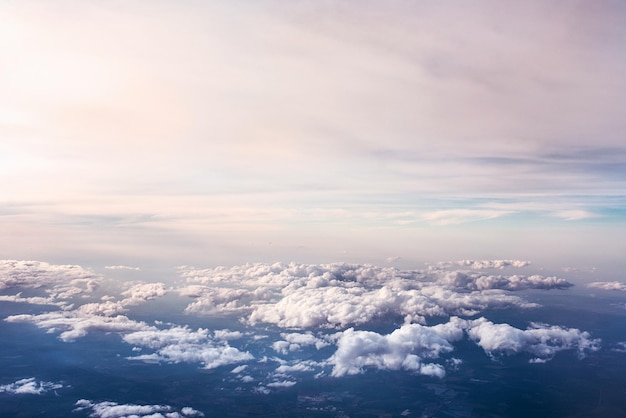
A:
1,0,626,272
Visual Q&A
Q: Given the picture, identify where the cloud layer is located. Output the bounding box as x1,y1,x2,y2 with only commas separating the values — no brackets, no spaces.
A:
180,262,570,329
0,259,603,388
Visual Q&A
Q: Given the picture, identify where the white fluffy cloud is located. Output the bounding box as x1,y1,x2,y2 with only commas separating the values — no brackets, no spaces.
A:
1,259,599,386
437,272,572,291
6,311,150,342
0,260,99,305
588,281,626,291
0,260,98,290
121,282,167,302
6,311,252,370
0,378,63,395
72,282,168,317
326,316,601,377
266,380,297,388
271,332,330,355
179,262,559,329
465,318,600,361
74,399,204,418
123,326,253,369
328,318,465,377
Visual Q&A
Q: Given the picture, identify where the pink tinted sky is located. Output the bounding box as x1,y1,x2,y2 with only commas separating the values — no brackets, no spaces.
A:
1,1,625,271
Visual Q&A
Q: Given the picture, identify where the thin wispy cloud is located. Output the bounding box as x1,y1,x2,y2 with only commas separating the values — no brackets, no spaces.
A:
0,0,624,267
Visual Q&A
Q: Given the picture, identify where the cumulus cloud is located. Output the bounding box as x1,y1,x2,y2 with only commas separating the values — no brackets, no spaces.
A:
6,311,151,342
328,318,464,377
121,282,167,303
6,309,252,371
71,282,168,317
588,281,626,291
248,281,537,329
213,329,245,341
325,316,600,377
274,361,319,374
0,378,63,395
74,399,204,418
437,272,572,291
1,259,598,386
266,380,297,388
466,318,600,361
181,286,273,315
123,326,253,369
179,262,550,329
0,260,98,290
272,332,330,354
0,260,99,305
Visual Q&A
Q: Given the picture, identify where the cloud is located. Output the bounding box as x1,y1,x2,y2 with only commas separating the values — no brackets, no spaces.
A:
0,260,251,371
231,365,248,374
266,380,297,388
0,378,63,395
612,342,626,353
213,329,245,341
105,265,141,271
181,286,271,316
422,209,513,225
0,260,98,290
74,399,204,418
328,318,464,378
466,318,600,361
180,262,544,329
123,326,253,369
0,259,603,391
274,361,318,374
0,260,99,304
72,282,168,317
0,293,64,307
437,272,572,291
121,282,167,302
326,316,601,377
431,260,531,270
1,0,626,268
5,311,151,342
552,210,600,221
588,281,626,291
6,308,252,371
272,332,330,354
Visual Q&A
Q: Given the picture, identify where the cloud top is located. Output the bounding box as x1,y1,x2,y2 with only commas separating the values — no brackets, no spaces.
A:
74,399,204,418
588,281,626,291
0,378,63,395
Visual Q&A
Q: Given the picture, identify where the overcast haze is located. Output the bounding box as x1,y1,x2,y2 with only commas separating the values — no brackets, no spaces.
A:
1,0,626,271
